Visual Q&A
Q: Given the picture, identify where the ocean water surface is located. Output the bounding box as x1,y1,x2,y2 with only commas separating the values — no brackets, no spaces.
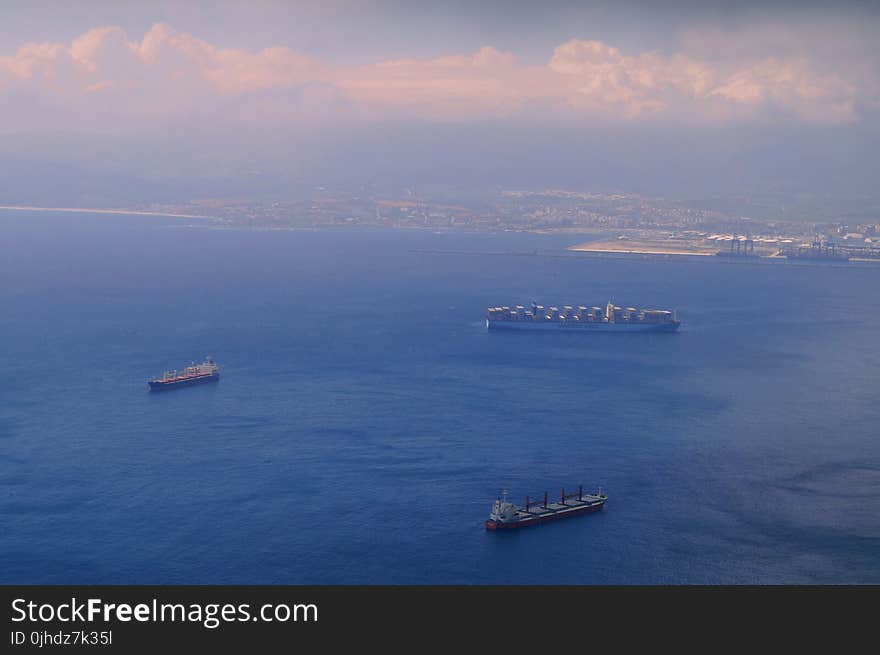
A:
1,211,878,583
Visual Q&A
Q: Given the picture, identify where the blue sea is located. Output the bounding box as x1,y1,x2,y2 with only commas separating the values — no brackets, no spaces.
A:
1,211,878,584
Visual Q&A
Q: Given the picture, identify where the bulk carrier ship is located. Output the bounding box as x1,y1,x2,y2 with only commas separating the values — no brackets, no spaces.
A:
148,357,219,391
487,301,680,332
486,486,607,530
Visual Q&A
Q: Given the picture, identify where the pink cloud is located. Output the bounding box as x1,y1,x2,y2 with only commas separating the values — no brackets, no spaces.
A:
0,24,868,129
707,58,856,123
336,47,537,118
546,39,856,122
134,24,328,94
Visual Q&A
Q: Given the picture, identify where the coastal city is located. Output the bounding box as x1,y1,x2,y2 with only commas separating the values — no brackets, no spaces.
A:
133,187,880,262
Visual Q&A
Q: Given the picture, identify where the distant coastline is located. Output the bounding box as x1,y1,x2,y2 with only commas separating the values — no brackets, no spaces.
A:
0,205,213,220
568,240,717,257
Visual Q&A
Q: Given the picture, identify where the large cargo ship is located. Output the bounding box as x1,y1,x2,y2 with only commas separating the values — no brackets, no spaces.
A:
487,301,680,332
486,486,607,531
148,357,219,391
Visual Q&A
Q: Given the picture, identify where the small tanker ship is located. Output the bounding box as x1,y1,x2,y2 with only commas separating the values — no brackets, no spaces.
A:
148,357,219,391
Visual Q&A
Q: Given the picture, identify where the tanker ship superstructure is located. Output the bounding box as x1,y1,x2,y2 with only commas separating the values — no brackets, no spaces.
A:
487,301,680,332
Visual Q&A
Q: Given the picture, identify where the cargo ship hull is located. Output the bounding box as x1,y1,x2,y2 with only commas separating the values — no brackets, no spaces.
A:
487,319,679,332
488,301,680,333
486,495,606,530
148,372,219,391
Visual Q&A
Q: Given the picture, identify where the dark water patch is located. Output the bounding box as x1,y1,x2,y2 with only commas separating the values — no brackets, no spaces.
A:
783,461,880,498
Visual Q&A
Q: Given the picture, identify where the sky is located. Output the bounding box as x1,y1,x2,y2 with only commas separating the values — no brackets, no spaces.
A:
0,1,878,207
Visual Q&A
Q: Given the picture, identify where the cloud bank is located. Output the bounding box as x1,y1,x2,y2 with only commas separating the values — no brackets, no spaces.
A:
0,22,873,131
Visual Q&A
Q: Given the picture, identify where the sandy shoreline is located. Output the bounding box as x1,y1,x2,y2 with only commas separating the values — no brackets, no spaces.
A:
0,205,212,219
568,242,717,257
